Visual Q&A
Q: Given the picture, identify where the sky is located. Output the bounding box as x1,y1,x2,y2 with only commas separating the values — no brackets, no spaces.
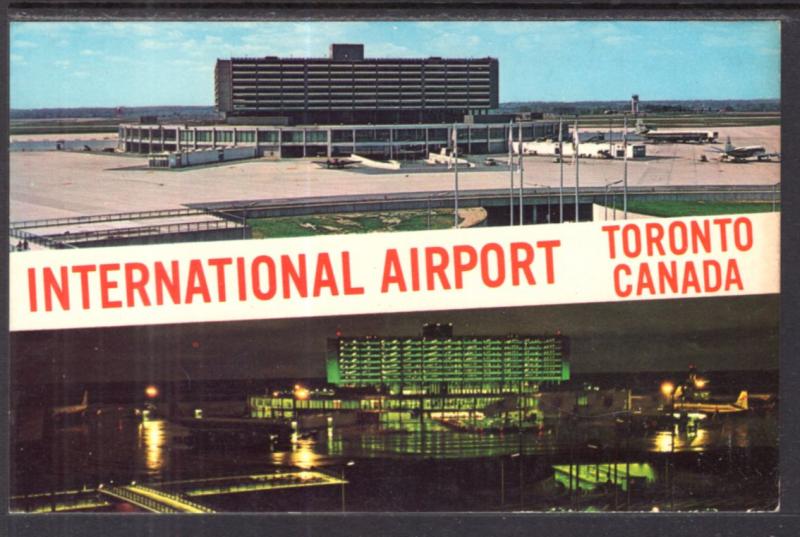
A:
9,20,780,109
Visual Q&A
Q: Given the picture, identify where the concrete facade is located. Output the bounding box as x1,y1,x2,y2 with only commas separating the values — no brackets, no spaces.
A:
215,43,499,125
118,121,563,159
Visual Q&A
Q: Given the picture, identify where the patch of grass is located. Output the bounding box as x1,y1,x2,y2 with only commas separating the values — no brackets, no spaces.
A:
249,209,459,239
619,200,779,218
10,125,119,135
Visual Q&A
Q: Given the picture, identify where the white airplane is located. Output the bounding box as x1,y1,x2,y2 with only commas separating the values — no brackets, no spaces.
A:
51,390,88,419
708,137,780,162
636,119,718,144
673,388,749,415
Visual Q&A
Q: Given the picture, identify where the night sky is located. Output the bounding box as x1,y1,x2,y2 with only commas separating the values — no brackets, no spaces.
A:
11,294,778,386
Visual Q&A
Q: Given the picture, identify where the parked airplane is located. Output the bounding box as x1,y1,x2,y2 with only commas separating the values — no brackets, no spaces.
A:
673,388,749,415
636,119,717,144
51,390,88,419
312,157,360,169
708,137,780,162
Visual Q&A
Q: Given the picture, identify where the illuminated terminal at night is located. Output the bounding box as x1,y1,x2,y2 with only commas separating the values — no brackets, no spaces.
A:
249,323,570,431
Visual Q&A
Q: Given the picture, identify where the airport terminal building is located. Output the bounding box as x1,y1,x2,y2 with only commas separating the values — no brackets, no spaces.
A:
248,324,570,432
118,44,562,159
118,120,562,159
216,43,499,125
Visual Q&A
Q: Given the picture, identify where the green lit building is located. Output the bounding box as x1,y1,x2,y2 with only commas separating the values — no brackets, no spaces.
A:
250,324,570,431
327,323,569,394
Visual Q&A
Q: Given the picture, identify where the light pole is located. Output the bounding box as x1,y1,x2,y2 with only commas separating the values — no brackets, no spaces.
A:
452,124,459,228
510,452,522,508
604,180,623,220
341,460,355,512
508,121,515,226
516,379,525,508
623,114,629,219
518,122,524,226
661,381,676,510
574,117,580,223
558,118,564,223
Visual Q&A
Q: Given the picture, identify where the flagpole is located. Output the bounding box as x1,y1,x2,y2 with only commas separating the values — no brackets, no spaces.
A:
518,122,524,225
508,121,514,226
558,118,564,223
574,117,580,223
453,124,459,228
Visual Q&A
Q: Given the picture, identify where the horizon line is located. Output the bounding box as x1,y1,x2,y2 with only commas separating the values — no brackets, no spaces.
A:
10,97,782,112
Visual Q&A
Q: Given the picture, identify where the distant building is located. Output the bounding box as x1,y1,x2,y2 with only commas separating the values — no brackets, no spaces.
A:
215,43,499,125
631,94,640,115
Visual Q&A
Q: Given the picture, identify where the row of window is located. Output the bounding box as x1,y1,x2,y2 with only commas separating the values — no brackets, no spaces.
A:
231,64,492,71
338,366,562,373
123,126,555,144
232,101,491,108
340,344,561,351
231,79,491,85
231,70,491,76
339,349,561,355
231,87,490,93
336,360,565,368
232,87,490,93
341,339,561,347
132,129,515,143
231,93,491,99
232,95,490,101
337,371,564,379
231,79,491,86
250,396,539,413
339,354,562,360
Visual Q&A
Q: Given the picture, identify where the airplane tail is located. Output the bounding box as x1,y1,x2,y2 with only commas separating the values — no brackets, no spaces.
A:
81,390,89,408
725,136,734,153
736,390,748,410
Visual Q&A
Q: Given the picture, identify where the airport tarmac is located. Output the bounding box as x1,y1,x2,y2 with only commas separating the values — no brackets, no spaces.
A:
9,125,780,222
10,132,118,142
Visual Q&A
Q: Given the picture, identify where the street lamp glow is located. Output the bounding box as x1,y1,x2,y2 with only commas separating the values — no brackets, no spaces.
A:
660,382,675,398
294,386,310,400
145,385,159,399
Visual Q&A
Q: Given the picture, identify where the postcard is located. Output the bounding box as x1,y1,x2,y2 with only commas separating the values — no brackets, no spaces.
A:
8,20,780,513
